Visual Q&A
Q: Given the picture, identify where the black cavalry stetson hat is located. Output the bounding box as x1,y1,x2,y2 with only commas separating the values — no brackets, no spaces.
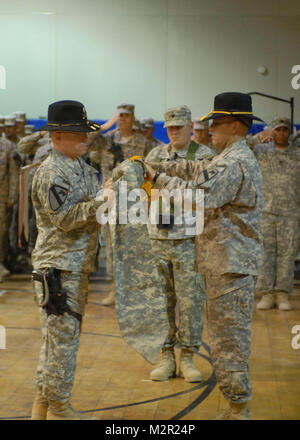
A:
39,100,101,132
201,92,264,123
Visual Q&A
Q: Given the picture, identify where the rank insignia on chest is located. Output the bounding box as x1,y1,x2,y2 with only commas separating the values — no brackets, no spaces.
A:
49,185,69,211
196,168,218,186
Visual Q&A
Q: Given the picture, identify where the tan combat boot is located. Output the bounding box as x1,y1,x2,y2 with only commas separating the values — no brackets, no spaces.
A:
150,347,176,381
100,282,115,306
257,293,275,310
47,400,99,420
31,389,48,420
0,263,10,278
179,349,202,382
215,402,251,420
275,292,293,311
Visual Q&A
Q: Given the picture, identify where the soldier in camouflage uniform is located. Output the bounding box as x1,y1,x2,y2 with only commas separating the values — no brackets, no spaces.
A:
30,100,111,420
0,135,19,281
146,106,214,383
142,117,162,156
13,111,27,138
145,93,264,420
253,117,300,311
87,104,152,305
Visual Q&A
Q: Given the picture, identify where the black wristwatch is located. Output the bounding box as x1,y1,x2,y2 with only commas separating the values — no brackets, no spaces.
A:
152,171,161,183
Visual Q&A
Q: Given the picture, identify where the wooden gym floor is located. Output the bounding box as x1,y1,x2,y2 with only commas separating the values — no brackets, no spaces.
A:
0,273,299,421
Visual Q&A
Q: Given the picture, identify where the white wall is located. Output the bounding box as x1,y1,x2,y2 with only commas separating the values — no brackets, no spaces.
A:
0,0,299,124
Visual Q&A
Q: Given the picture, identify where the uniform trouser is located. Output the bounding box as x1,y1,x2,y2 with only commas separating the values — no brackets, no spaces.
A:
150,238,205,351
0,202,8,264
256,213,300,294
205,273,255,403
34,271,89,402
101,223,114,279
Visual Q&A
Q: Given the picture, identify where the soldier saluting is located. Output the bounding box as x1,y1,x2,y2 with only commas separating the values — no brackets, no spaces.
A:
30,100,112,420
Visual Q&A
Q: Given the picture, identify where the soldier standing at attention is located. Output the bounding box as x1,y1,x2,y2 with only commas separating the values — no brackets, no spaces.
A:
13,111,27,138
146,106,214,383
30,100,112,420
254,117,300,311
145,92,264,420
0,134,19,281
142,117,162,156
191,118,210,146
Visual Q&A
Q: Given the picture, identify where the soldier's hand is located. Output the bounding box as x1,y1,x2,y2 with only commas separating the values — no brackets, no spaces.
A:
104,178,113,190
144,163,157,181
258,128,273,143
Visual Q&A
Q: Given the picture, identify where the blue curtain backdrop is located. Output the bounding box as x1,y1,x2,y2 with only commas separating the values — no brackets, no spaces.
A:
28,119,299,144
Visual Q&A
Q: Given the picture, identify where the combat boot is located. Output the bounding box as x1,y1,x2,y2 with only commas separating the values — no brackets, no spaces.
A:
150,347,176,381
214,402,251,420
47,400,99,420
275,292,293,311
179,349,202,383
31,389,48,420
257,293,275,310
0,263,10,278
100,282,115,306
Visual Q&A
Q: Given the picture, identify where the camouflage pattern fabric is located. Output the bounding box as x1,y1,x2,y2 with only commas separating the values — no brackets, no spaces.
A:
146,141,215,240
205,273,256,403
18,131,51,156
34,272,89,401
0,139,19,264
32,146,104,403
151,239,205,351
253,142,300,218
111,159,169,364
31,148,103,273
147,138,263,402
145,141,213,351
253,142,300,294
256,214,300,294
88,129,151,280
149,139,264,276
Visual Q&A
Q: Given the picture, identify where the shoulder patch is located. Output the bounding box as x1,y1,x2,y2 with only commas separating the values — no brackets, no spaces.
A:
49,184,69,211
195,168,218,186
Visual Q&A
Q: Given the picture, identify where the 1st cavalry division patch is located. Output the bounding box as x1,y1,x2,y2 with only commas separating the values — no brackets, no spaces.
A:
49,185,69,211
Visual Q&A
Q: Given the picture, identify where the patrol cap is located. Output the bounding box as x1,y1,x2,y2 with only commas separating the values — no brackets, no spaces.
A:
163,105,192,128
142,117,154,128
4,115,16,126
133,119,141,131
13,111,26,122
25,124,35,134
193,117,209,130
270,116,291,131
117,104,135,114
